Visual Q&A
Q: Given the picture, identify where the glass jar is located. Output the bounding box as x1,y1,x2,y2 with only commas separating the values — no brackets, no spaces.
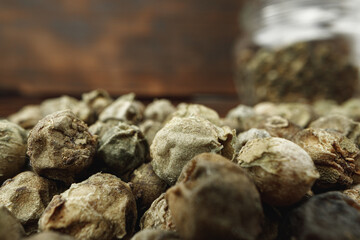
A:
235,0,360,105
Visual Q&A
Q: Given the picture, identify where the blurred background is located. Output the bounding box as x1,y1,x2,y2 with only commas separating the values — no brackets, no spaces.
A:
0,0,245,117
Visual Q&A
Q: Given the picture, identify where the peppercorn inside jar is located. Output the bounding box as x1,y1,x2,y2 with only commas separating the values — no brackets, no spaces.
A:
235,0,360,105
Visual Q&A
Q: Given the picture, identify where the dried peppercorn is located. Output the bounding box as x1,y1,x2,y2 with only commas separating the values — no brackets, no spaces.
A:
39,173,137,240
139,120,164,145
144,99,176,123
0,171,58,234
27,110,97,184
263,115,302,140
293,128,360,189
343,184,360,205
0,206,25,240
140,193,176,232
81,89,113,118
237,137,319,206
151,117,235,185
309,114,360,148
130,163,168,216
8,105,42,129
225,104,263,133
40,95,93,124
97,122,149,177
167,153,264,240
88,119,122,140
99,93,145,124
236,128,270,153
254,102,315,128
280,192,360,240
167,103,221,126
0,120,27,183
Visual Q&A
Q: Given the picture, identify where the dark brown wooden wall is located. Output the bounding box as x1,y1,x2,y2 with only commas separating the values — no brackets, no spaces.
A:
0,0,244,116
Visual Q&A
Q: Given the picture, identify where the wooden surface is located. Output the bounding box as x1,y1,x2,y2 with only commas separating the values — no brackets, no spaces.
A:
0,0,244,116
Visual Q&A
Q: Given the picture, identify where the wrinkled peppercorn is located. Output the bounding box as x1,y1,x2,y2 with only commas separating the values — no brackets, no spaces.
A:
264,115,302,140
0,120,27,183
144,99,176,123
27,110,97,184
237,137,319,206
167,103,221,126
97,122,149,177
39,173,137,240
151,117,235,185
167,153,264,240
0,171,58,234
99,93,144,124
293,128,360,189
0,206,25,240
140,193,176,232
130,163,168,216
280,192,360,240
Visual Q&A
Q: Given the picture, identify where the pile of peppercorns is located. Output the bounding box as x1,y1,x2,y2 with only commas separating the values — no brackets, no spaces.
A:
2,90,360,240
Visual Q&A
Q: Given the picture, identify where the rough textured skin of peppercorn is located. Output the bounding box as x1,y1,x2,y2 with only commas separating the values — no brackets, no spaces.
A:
130,163,168,216
293,128,360,189
237,137,319,206
144,99,176,123
151,117,235,185
0,119,27,183
167,153,264,240
0,206,25,240
97,122,149,177
0,171,58,234
140,193,176,232
27,110,97,184
39,173,137,240
281,192,360,240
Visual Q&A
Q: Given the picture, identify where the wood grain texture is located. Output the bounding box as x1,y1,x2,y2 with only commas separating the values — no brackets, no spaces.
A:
0,0,243,98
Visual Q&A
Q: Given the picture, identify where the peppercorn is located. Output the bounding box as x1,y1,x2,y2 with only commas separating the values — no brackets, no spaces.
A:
237,137,319,206
309,114,360,148
225,104,263,132
8,105,42,129
130,163,168,216
293,128,360,189
144,99,176,123
88,119,122,140
0,120,27,183
27,110,97,184
0,206,25,240
97,122,149,177
280,192,360,240
167,153,264,240
343,184,360,205
40,95,93,124
167,103,221,126
140,193,176,231
39,173,137,240
254,102,315,128
236,128,270,153
139,120,164,145
0,171,58,234
263,115,302,140
99,93,145,124
81,89,113,118
151,117,235,185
